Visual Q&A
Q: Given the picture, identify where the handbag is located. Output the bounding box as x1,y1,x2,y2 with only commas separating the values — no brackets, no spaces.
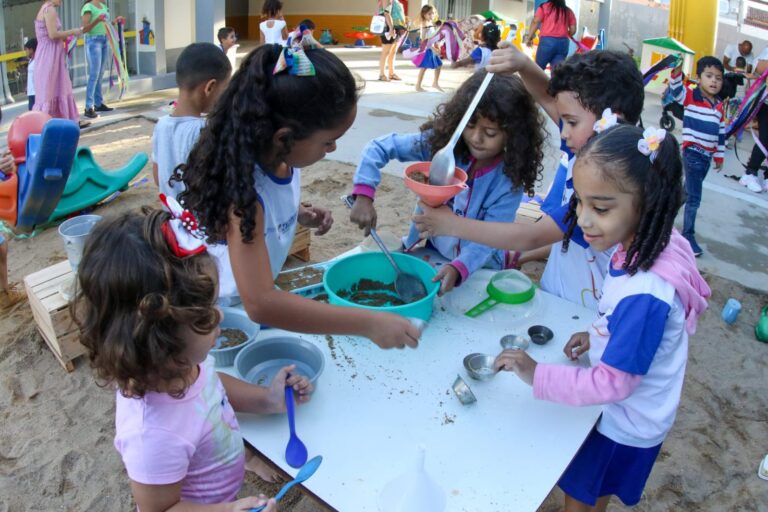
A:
370,15,386,34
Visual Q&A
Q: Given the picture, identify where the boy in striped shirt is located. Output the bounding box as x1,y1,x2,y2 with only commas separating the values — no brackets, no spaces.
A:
669,56,725,257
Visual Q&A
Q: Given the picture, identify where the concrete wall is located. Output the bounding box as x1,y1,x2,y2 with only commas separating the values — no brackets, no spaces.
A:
603,0,669,56
3,3,38,53
226,0,250,37
164,0,195,72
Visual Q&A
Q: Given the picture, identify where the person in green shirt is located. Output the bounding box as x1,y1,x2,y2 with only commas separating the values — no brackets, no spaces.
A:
81,0,125,118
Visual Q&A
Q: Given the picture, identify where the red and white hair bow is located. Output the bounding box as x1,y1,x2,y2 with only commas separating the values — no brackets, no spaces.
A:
159,194,206,257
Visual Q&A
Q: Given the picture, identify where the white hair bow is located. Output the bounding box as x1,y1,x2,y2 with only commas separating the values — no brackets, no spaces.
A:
593,108,618,133
637,127,667,162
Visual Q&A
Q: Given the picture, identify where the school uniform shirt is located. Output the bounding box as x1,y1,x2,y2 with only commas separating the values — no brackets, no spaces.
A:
352,131,522,284
669,70,725,166
114,356,246,503
211,164,300,298
151,115,206,199
541,158,612,311
469,46,491,70
27,59,35,97
260,19,286,45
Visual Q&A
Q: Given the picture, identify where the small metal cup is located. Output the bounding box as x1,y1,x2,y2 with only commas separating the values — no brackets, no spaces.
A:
528,325,554,345
452,374,477,405
463,353,497,381
500,334,529,351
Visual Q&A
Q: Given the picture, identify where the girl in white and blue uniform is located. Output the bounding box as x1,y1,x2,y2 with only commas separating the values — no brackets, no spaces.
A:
495,125,711,510
451,20,501,72
350,71,545,294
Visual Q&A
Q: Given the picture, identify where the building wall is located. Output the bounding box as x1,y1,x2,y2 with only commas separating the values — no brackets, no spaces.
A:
603,0,669,56
226,0,250,38
164,0,195,72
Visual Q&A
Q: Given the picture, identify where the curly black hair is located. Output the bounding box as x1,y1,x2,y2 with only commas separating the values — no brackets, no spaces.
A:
481,21,501,50
420,71,545,196
562,124,684,275
72,208,220,399
548,50,644,124
175,45,360,243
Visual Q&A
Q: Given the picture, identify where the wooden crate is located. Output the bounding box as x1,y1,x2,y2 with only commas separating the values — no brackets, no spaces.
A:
516,201,544,225
23,261,86,372
289,225,311,262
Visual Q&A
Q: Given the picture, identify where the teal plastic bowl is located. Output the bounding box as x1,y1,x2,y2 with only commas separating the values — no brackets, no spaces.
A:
323,252,439,321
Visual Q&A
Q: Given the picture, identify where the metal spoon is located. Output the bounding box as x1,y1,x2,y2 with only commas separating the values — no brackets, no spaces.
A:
284,384,308,468
428,31,516,186
342,195,427,304
250,456,323,512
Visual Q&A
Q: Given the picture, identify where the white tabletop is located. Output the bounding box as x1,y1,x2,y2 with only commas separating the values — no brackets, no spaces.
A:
221,269,601,512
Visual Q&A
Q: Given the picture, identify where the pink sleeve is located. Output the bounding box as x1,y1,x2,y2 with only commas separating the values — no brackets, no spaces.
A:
115,427,195,485
532,361,641,406
534,6,544,19
568,8,576,26
352,184,376,200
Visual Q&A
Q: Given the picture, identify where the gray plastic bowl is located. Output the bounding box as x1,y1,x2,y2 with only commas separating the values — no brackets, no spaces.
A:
235,336,325,387
210,307,260,366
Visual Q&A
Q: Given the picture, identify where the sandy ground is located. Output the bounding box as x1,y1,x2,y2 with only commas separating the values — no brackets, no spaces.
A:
1,119,767,511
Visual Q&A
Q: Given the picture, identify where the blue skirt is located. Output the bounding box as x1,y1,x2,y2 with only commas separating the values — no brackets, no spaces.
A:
414,48,442,69
558,427,662,506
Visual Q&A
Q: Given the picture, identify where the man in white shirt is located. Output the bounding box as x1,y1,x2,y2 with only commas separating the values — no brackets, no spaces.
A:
723,40,755,72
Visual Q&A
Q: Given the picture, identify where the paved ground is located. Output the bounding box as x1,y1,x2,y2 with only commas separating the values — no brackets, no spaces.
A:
2,43,766,292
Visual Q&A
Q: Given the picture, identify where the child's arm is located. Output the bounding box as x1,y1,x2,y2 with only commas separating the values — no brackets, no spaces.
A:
131,482,275,512
350,132,432,233
152,162,159,187
486,43,558,123
451,56,474,68
218,364,312,414
668,64,687,106
413,201,563,252
714,111,725,170
228,208,422,349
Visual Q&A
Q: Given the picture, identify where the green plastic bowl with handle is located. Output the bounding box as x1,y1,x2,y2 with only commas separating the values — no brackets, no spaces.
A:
465,269,535,318
322,252,440,321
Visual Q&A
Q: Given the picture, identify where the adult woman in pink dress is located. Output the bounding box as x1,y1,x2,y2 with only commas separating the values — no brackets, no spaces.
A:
33,0,99,126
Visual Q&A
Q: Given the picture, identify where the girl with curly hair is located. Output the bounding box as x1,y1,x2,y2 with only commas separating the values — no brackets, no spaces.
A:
494,124,710,512
349,71,545,295
176,44,422,350
73,207,314,510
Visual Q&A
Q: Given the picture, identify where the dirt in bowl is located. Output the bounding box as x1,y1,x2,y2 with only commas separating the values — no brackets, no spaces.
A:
217,328,249,349
336,278,406,307
275,266,325,291
409,171,429,184
312,293,330,303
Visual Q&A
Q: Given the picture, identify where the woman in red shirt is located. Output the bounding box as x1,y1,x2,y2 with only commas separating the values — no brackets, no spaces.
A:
525,0,576,70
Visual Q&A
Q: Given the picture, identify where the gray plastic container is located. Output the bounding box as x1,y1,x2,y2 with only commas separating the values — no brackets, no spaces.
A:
210,307,260,366
235,335,325,387
58,214,102,272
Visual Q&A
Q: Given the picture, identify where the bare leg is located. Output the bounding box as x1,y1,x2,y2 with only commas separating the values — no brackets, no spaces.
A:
386,43,398,78
244,444,284,483
564,493,595,512
416,68,426,91
0,240,24,310
379,44,392,80
431,67,443,91
593,496,611,512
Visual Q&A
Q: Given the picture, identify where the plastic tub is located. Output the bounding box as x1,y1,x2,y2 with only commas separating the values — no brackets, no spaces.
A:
210,307,260,366
235,335,325,387
323,252,439,321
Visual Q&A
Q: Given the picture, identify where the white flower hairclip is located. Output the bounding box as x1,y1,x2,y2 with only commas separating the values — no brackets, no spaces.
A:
637,127,667,162
159,193,206,257
593,108,618,133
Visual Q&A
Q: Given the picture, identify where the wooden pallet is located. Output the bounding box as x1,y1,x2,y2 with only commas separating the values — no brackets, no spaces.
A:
23,261,86,372
289,225,311,262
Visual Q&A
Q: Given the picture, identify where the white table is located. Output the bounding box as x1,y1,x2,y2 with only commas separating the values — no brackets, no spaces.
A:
221,269,601,511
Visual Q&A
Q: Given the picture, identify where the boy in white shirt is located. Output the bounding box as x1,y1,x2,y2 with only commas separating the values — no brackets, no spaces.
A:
152,43,231,198
24,38,37,111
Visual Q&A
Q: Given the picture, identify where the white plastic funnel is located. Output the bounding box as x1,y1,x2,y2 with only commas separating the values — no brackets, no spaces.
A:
378,445,446,512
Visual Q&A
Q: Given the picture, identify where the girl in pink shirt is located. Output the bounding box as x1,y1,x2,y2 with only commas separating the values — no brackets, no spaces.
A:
525,0,576,70
74,207,314,511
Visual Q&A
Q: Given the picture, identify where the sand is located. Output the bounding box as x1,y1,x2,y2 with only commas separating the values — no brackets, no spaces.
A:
0,119,767,511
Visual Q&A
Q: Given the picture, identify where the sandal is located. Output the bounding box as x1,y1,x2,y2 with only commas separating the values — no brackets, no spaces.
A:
389,74,402,81
379,74,390,81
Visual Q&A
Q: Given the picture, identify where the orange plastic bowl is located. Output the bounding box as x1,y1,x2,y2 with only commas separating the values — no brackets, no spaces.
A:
404,162,468,207
8,111,51,164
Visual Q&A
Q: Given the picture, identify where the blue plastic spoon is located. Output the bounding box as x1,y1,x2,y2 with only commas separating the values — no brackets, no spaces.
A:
250,456,323,512
284,384,308,468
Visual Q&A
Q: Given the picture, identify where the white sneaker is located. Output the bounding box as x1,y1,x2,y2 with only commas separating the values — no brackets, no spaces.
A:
740,174,764,193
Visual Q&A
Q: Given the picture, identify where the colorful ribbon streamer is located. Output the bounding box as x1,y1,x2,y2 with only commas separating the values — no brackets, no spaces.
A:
105,20,129,99
725,66,768,140
642,54,681,86
402,20,464,63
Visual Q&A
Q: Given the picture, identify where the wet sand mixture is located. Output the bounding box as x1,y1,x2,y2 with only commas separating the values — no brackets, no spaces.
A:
336,278,405,307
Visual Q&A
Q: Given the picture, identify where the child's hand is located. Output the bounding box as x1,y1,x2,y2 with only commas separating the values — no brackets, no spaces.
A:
349,195,377,235
230,495,277,511
298,203,333,235
564,331,590,361
366,313,422,349
433,264,459,295
487,42,528,75
267,364,313,413
493,349,537,385
115,15,126,24
97,13,107,22
714,160,723,171
0,152,17,175
412,201,455,238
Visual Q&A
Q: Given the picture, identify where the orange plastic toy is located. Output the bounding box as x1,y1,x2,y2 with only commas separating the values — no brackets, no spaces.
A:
8,111,51,164
0,174,18,224
404,162,468,207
